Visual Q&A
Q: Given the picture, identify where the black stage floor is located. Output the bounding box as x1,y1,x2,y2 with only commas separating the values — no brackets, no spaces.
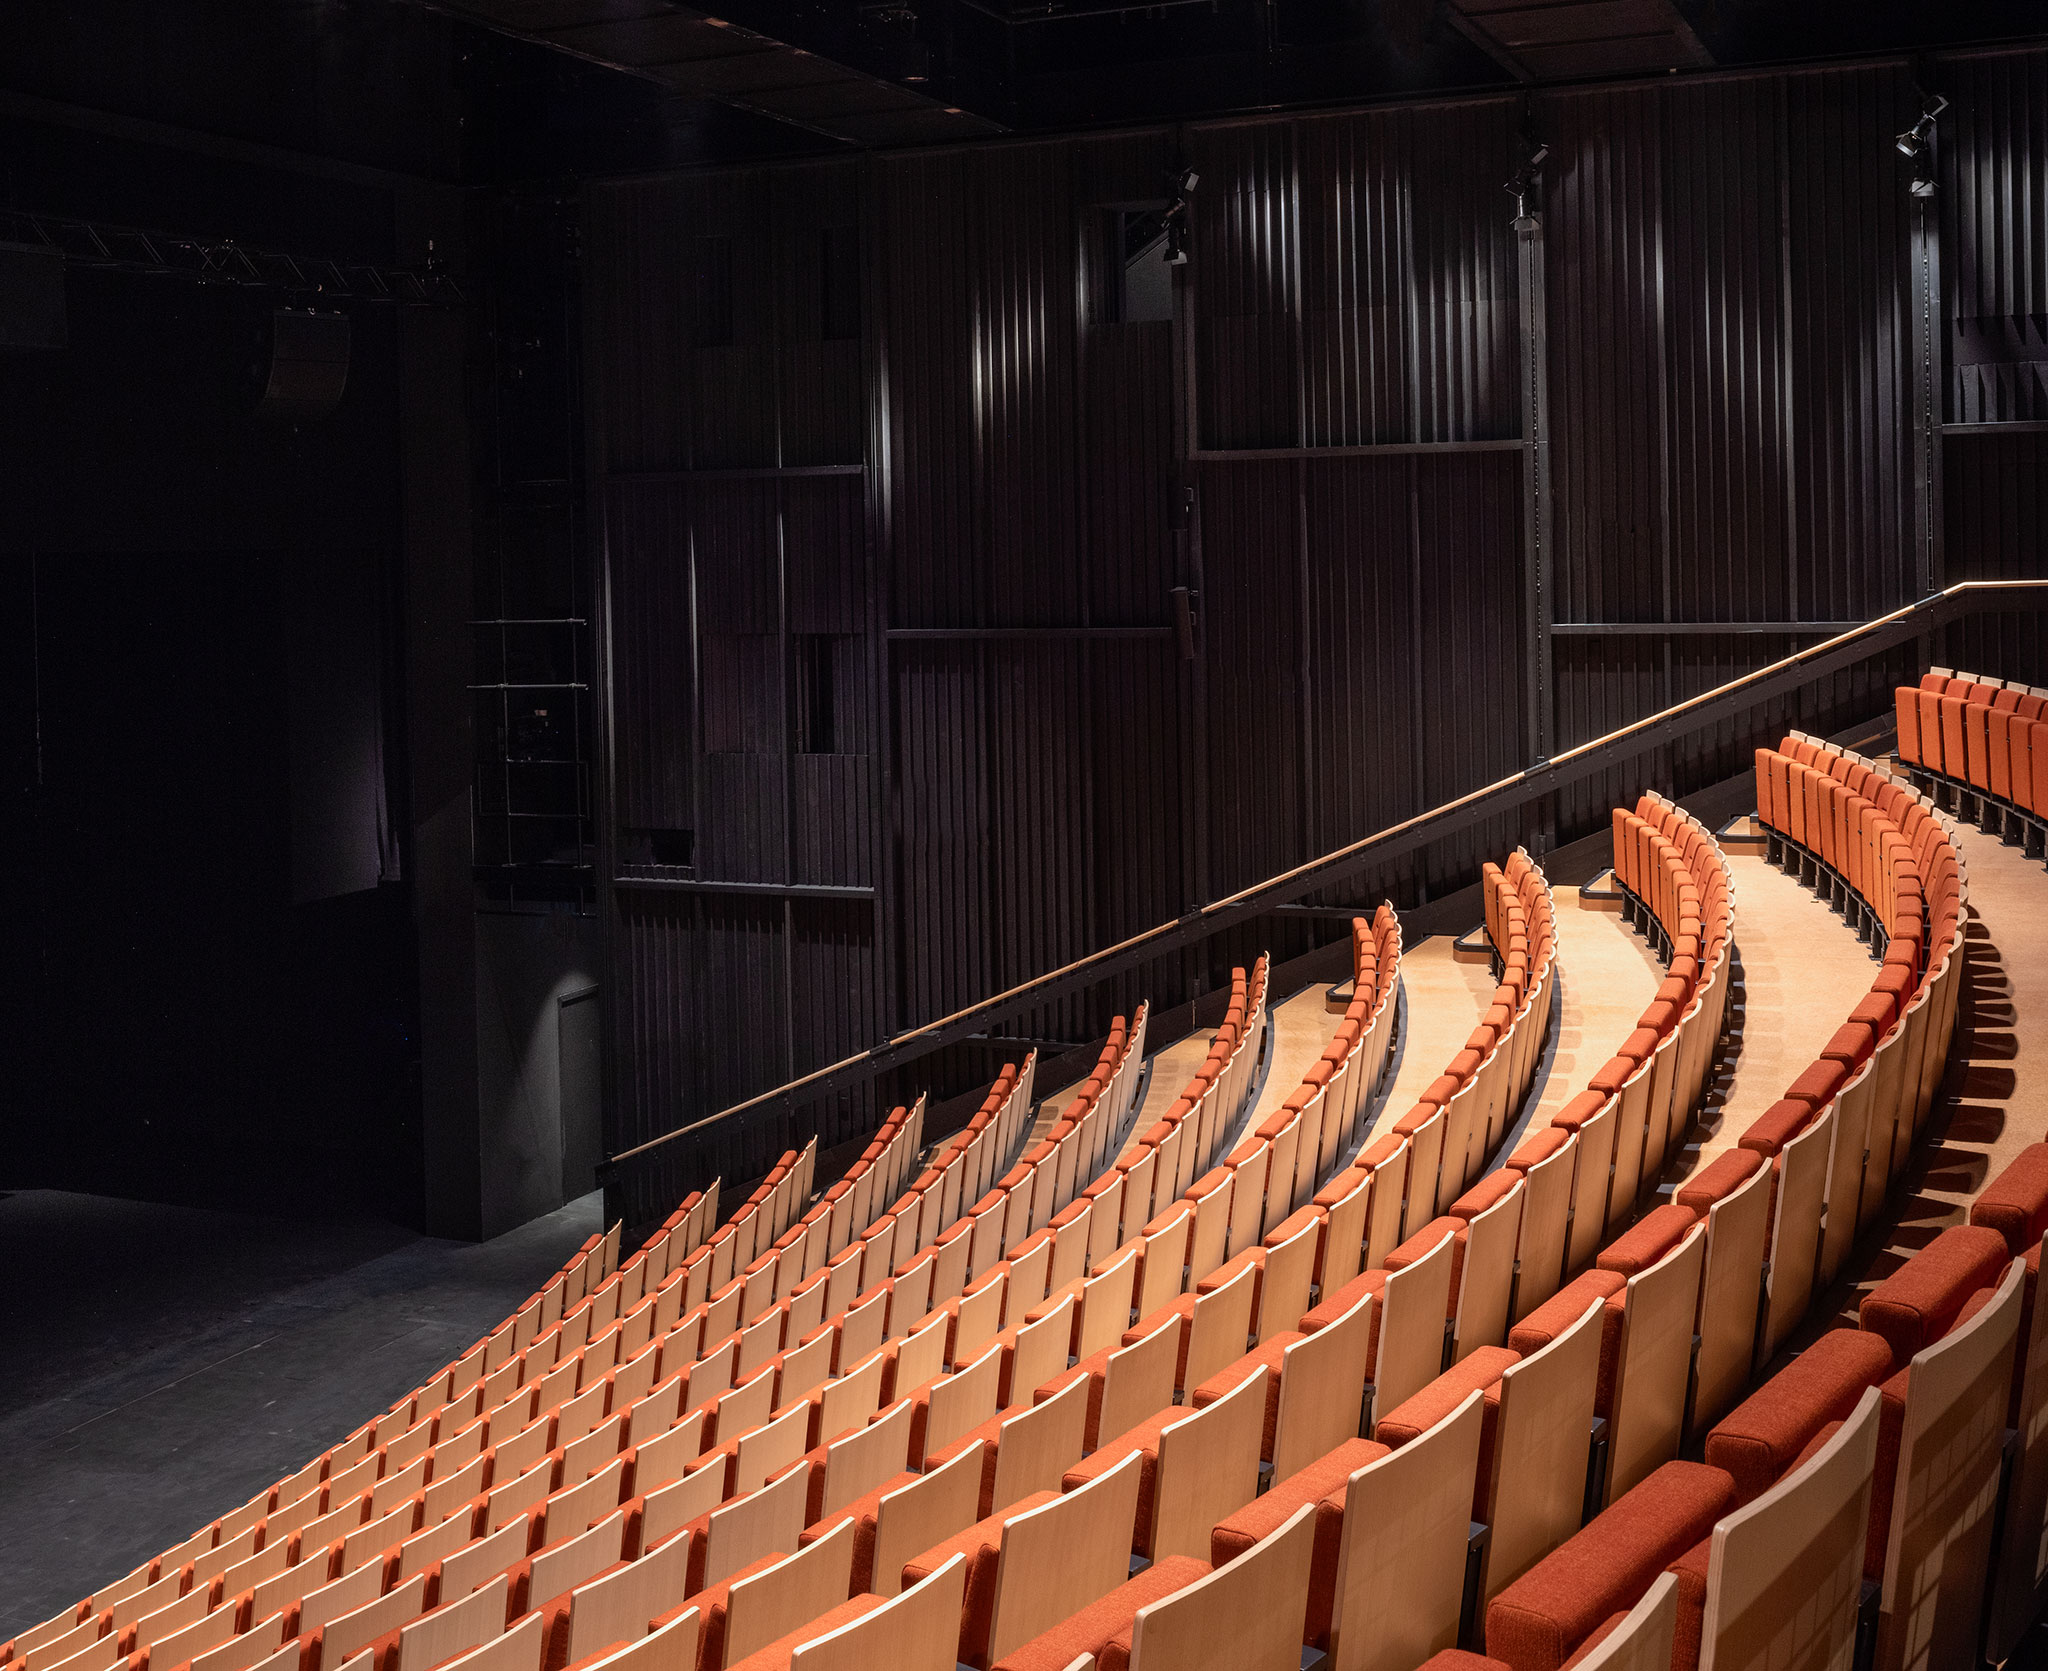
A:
0,1188,599,1639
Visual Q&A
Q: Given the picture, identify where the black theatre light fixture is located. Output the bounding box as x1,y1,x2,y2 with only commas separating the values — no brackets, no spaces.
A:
1505,140,1549,232
1162,167,1198,265
1896,92,1947,197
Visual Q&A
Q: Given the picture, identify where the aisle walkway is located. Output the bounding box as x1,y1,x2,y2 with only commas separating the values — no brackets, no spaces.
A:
1664,843,1878,1186
1523,892,1664,1128
1376,936,1499,1118
1117,1028,1217,1158
1242,979,1346,1131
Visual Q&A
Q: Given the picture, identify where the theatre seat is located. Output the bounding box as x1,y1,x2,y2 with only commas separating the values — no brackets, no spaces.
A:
1674,1150,1761,1214
1509,1271,1625,1417
1208,1438,1386,1647
1595,1206,1697,1280
988,1558,1210,1671
1858,1225,2010,1366
1485,1462,1735,1671
1971,1143,2048,1256
1371,1346,1515,1520
1702,1328,1892,1504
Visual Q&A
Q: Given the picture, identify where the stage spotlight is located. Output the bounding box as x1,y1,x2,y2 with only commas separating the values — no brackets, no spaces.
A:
1895,94,1946,197
1162,166,1197,265
1894,94,1946,158
1504,138,1548,232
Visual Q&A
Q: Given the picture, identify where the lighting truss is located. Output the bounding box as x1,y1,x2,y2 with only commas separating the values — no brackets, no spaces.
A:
0,209,465,305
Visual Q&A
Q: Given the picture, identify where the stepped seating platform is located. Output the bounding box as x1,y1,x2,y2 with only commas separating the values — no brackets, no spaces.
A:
26,663,2048,1671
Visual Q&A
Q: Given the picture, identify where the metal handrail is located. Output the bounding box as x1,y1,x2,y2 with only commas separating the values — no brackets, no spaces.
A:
603,578,2048,1172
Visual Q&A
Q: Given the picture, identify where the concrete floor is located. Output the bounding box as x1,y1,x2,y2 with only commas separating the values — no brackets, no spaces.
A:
0,1190,599,1639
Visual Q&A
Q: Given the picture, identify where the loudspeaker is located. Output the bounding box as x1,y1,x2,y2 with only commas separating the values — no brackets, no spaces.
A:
0,242,67,350
258,308,351,422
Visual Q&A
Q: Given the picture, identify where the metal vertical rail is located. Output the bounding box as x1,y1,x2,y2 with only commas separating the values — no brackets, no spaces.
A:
1908,168,1946,600
1516,178,1556,786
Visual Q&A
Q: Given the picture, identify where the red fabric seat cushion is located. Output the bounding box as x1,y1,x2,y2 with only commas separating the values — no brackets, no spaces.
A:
1784,1058,1849,1110
1484,1461,1736,1671
1858,1225,2011,1366
1971,1144,2048,1257
1450,1172,1522,1222
1551,1091,1610,1134
990,1557,1210,1671
1596,1205,1698,1280
1209,1437,1387,1647
1508,1127,1571,1172
1675,1149,1763,1214
1587,1058,1637,1097
1738,1099,1812,1160
1820,1022,1875,1067
1298,1270,1387,1344
1702,1327,1892,1504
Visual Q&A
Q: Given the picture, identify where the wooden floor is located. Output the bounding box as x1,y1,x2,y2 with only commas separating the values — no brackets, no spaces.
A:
1374,936,1499,1124
1110,1028,1219,1163
1664,845,1882,1186
1242,978,1348,1131
1522,888,1665,1130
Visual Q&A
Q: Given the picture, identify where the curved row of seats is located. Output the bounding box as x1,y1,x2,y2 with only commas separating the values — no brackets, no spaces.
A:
1309,802,1734,1509
10,735,1986,1671
1895,666,2048,828
828,858,1543,1671
714,924,1417,1670
1158,838,1727,1671
0,976,1205,1671
1457,750,1969,1670
1117,967,1269,1235
1377,852,1557,1250
1176,783,1959,1671
0,1063,1064,1671
366,934,1383,1671
1477,1134,2039,1671
1742,733,1968,1358
1522,797,1734,1282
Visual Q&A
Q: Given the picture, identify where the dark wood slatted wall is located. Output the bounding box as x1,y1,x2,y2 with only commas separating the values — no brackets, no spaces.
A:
1945,50,2048,680
587,48,2048,1194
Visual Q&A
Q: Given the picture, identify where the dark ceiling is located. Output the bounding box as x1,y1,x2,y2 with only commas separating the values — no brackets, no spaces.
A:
410,0,2047,156
1,0,2044,195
